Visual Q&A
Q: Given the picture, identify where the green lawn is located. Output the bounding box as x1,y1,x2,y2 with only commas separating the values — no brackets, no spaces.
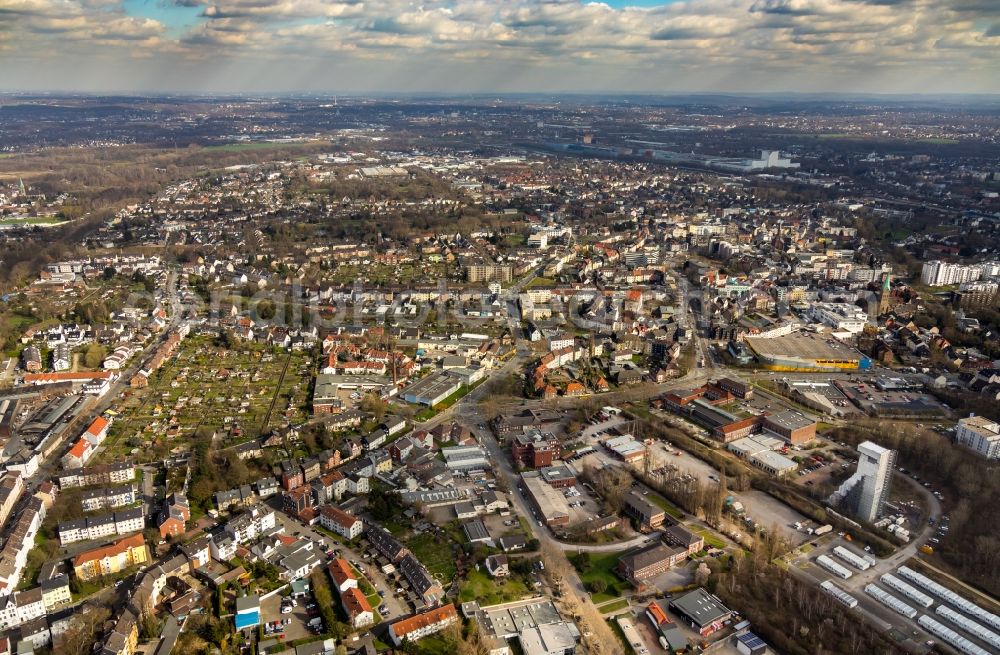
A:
0,216,67,226
203,141,305,152
406,533,457,582
688,525,726,549
598,598,630,614
647,493,684,519
526,277,556,288
408,633,455,655
571,551,627,602
458,569,530,605
346,562,382,608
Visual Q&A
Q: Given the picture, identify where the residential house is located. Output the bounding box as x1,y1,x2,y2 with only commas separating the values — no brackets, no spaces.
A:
319,506,363,540
327,559,358,594
341,587,374,628
388,604,459,646
485,555,509,578
72,534,149,581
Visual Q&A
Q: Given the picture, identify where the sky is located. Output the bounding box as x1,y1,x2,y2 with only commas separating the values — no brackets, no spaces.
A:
0,0,998,95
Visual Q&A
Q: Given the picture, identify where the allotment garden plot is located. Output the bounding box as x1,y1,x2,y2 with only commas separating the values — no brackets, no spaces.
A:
101,334,314,461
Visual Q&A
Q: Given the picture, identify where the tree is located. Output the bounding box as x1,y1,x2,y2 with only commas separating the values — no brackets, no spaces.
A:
568,551,591,572
587,579,607,594
360,394,388,423
58,604,112,655
257,299,276,320
368,485,404,521
695,562,711,587
582,463,632,513
174,631,211,655
83,342,107,369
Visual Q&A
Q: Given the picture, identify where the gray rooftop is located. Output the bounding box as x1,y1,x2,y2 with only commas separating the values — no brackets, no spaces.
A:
669,588,732,627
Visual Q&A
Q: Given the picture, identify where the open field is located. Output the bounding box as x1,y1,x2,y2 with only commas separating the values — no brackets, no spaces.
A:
0,216,68,226
806,133,961,145
646,493,684,519
203,141,314,152
687,525,726,550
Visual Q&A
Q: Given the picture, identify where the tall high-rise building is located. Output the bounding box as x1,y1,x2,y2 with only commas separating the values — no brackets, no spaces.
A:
920,260,981,286
829,441,895,523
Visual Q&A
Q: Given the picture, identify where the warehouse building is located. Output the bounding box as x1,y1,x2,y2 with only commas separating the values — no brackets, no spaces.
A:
313,373,395,414
727,435,798,476
762,410,817,445
744,331,872,372
603,434,647,463
669,587,734,636
471,597,580,653
748,449,798,476
520,472,570,528
403,371,463,407
442,445,489,472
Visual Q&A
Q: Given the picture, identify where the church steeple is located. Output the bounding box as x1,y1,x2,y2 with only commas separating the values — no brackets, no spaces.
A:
878,272,892,315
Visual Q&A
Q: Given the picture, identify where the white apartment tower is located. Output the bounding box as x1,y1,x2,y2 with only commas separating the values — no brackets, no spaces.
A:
955,416,1000,460
920,260,981,287
829,441,895,523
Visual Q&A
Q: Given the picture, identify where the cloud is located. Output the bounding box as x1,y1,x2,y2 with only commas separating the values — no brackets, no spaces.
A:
0,0,997,92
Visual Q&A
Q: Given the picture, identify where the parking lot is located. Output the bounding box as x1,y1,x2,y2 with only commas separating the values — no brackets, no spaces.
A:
643,439,813,546
260,592,315,643
563,484,606,526
581,412,629,440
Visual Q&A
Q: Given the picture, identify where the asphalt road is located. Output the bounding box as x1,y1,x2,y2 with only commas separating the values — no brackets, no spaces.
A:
155,612,183,655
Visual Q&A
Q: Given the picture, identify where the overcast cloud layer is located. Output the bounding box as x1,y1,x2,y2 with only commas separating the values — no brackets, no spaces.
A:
0,0,997,94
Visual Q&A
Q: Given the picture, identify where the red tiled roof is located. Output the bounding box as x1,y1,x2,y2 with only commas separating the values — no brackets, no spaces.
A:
73,534,145,568
86,416,110,436
391,604,457,638
24,371,113,383
321,506,359,530
342,586,372,617
68,438,89,459
328,559,356,587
